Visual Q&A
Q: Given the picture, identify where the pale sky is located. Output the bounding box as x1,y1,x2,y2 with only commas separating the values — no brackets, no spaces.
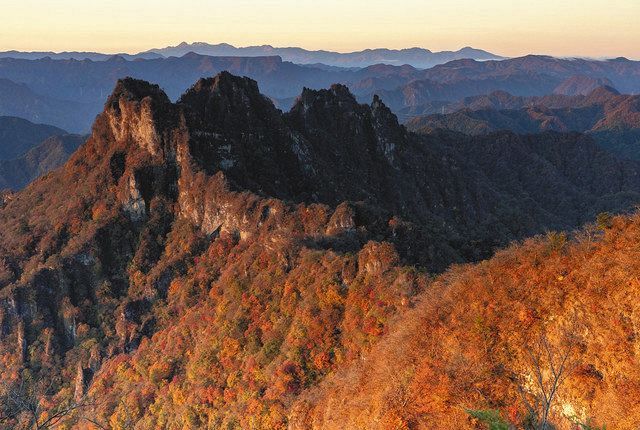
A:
1,0,638,58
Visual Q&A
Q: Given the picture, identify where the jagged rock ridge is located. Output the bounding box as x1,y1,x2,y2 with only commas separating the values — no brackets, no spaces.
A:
1,72,640,428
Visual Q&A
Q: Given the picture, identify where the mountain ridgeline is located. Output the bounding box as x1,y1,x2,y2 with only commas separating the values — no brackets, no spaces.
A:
0,116,66,160
0,134,85,190
1,72,640,428
1,53,640,134
0,116,85,190
143,42,504,68
406,85,640,159
0,42,503,68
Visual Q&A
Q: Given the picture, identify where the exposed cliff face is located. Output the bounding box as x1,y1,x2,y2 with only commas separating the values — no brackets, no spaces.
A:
104,78,179,159
1,73,640,429
178,72,313,202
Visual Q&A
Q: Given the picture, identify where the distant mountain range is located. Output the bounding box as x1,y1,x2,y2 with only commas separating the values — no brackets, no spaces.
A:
0,50,163,62
553,75,615,95
376,56,640,117
0,53,638,133
141,42,504,68
0,79,93,132
400,85,627,120
0,134,84,190
406,85,640,159
0,116,65,159
0,116,85,189
0,42,503,68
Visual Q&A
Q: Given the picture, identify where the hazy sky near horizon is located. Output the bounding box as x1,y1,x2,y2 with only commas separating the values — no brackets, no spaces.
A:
1,0,639,58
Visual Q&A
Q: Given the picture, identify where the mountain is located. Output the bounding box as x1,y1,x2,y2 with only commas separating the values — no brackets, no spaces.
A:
399,86,624,118
0,117,85,191
379,55,640,115
406,86,640,159
1,72,640,429
0,54,345,102
288,209,640,429
377,74,559,116
0,43,503,68
553,75,615,96
0,116,66,159
0,134,85,190
0,50,163,61
2,54,640,133
142,42,504,68
408,107,601,135
0,54,423,132
0,80,93,132
0,55,350,131
419,55,640,93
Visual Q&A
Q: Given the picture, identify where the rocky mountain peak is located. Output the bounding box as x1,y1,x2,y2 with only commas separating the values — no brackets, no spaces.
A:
104,77,176,158
176,72,301,199
286,85,406,170
178,72,282,133
106,77,170,110
371,94,407,158
185,70,259,96
289,84,362,119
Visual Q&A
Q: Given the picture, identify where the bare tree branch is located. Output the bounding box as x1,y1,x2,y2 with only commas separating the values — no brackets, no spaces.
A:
520,323,579,430
1,376,105,430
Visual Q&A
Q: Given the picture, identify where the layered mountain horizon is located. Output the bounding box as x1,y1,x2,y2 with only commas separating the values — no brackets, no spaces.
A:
406,84,640,159
0,41,504,68
0,116,85,190
0,51,638,136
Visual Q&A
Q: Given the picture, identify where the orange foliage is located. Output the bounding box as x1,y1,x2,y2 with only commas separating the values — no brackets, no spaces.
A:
288,215,640,429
